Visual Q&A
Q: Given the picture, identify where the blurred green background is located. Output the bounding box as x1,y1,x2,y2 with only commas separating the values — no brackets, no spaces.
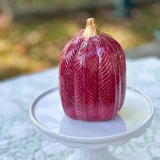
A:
0,0,160,80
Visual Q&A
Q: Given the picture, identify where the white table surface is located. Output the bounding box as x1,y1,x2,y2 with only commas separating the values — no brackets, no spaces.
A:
0,57,160,160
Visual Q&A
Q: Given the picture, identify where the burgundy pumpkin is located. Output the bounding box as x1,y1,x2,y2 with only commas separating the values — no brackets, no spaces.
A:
59,18,126,121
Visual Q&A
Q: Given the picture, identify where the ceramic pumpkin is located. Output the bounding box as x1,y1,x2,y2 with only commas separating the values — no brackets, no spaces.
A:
59,18,126,121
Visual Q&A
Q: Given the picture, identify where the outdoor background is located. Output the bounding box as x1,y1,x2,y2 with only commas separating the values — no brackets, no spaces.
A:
0,0,160,80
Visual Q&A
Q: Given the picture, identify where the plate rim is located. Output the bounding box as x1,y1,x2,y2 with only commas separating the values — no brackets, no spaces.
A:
29,86,154,144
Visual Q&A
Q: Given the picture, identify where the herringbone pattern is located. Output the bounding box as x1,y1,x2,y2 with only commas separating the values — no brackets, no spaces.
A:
59,31,126,121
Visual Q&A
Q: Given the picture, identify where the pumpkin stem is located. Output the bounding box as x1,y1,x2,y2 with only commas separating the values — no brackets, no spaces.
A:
83,18,100,38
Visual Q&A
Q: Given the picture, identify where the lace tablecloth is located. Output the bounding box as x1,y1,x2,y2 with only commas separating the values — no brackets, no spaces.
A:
0,57,160,160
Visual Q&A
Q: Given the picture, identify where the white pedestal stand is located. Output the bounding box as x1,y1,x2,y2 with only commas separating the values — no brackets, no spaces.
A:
30,87,154,160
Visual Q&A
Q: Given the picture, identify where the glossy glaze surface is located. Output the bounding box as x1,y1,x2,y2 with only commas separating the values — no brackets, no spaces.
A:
59,30,126,121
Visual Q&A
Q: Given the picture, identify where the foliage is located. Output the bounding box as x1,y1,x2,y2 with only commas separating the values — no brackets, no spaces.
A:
0,2,160,80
